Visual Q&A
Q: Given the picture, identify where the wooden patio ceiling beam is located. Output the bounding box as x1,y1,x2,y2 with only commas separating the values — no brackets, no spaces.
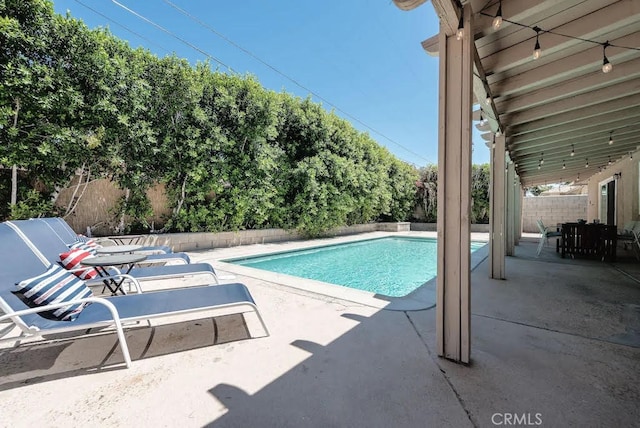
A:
500,79,640,126
507,107,640,150
392,0,428,12
480,0,640,74
474,0,604,50
507,93,640,137
489,32,640,96
495,57,640,114
513,133,640,166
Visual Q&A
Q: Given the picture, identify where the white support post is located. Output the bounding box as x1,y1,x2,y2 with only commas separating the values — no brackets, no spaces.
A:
516,183,523,242
506,161,516,256
489,136,506,279
514,178,522,244
436,3,472,364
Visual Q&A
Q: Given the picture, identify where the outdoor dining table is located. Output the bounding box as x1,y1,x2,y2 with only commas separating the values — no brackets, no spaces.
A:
560,222,617,261
83,253,147,295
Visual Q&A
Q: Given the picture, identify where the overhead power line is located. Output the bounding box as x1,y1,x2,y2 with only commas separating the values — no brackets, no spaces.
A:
110,0,432,164
73,0,169,53
110,0,233,71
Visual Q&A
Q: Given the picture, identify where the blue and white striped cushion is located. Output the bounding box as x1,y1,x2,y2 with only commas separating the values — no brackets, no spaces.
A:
69,240,99,256
76,236,100,247
16,265,93,321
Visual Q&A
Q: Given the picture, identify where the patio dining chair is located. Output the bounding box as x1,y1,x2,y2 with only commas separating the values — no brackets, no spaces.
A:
617,221,640,260
536,219,562,256
0,222,268,369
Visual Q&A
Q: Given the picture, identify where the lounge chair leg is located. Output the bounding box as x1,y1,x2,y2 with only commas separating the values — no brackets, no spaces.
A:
113,322,132,368
251,304,270,337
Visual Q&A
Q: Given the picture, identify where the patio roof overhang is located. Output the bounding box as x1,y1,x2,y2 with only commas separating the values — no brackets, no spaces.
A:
399,0,640,187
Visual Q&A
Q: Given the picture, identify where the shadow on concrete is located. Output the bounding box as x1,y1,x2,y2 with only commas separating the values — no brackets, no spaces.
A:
204,238,640,427
0,314,250,391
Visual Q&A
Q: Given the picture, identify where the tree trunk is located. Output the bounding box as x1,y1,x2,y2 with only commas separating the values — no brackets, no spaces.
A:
10,98,20,206
11,165,17,206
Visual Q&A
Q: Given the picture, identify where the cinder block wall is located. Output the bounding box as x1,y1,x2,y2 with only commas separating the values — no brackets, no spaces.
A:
522,195,588,233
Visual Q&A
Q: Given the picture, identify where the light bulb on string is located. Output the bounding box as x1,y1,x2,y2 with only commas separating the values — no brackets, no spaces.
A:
532,27,542,60
602,41,613,73
492,1,503,30
562,161,566,170
570,144,575,157
608,131,614,145
608,156,612,166
585,158,589,168
456,14,464,41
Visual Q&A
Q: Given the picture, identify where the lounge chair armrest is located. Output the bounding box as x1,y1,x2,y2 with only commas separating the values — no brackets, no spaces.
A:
0,296,118,323
0,296,134,368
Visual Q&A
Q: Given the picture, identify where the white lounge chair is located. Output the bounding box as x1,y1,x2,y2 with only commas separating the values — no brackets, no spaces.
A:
0,222,268,369
37,217,188,264
7,220,218,287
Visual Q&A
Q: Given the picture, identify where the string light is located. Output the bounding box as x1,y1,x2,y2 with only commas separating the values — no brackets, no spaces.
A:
585,158,589,168
492,1,503,30
608,131,614,145
477,10,640,75
630,152,634,160
562,160,566,169
533,27,542,60
608,156,612,165
496,128,502,137
456,13,464,40
492,135,496,149
602,41,613,73
485,93,491,104
570,144,575,156
540,152,544,165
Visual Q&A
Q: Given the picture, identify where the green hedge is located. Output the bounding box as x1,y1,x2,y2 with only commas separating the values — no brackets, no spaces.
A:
1,0,418,236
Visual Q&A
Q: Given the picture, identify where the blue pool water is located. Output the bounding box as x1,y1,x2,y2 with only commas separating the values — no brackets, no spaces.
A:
226,237,486,297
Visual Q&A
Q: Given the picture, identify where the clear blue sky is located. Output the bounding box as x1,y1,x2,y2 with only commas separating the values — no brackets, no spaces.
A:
51,0,489,166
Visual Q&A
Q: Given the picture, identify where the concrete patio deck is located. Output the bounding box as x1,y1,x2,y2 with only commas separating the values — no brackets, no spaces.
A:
1,232,639,427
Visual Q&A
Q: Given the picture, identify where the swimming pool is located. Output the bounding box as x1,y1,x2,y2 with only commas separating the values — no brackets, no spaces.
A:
225,237,486,297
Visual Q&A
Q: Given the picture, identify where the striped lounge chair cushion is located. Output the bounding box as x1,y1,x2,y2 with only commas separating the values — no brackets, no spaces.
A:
69,239,100,255
16,265,93,321
59,248,98,280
